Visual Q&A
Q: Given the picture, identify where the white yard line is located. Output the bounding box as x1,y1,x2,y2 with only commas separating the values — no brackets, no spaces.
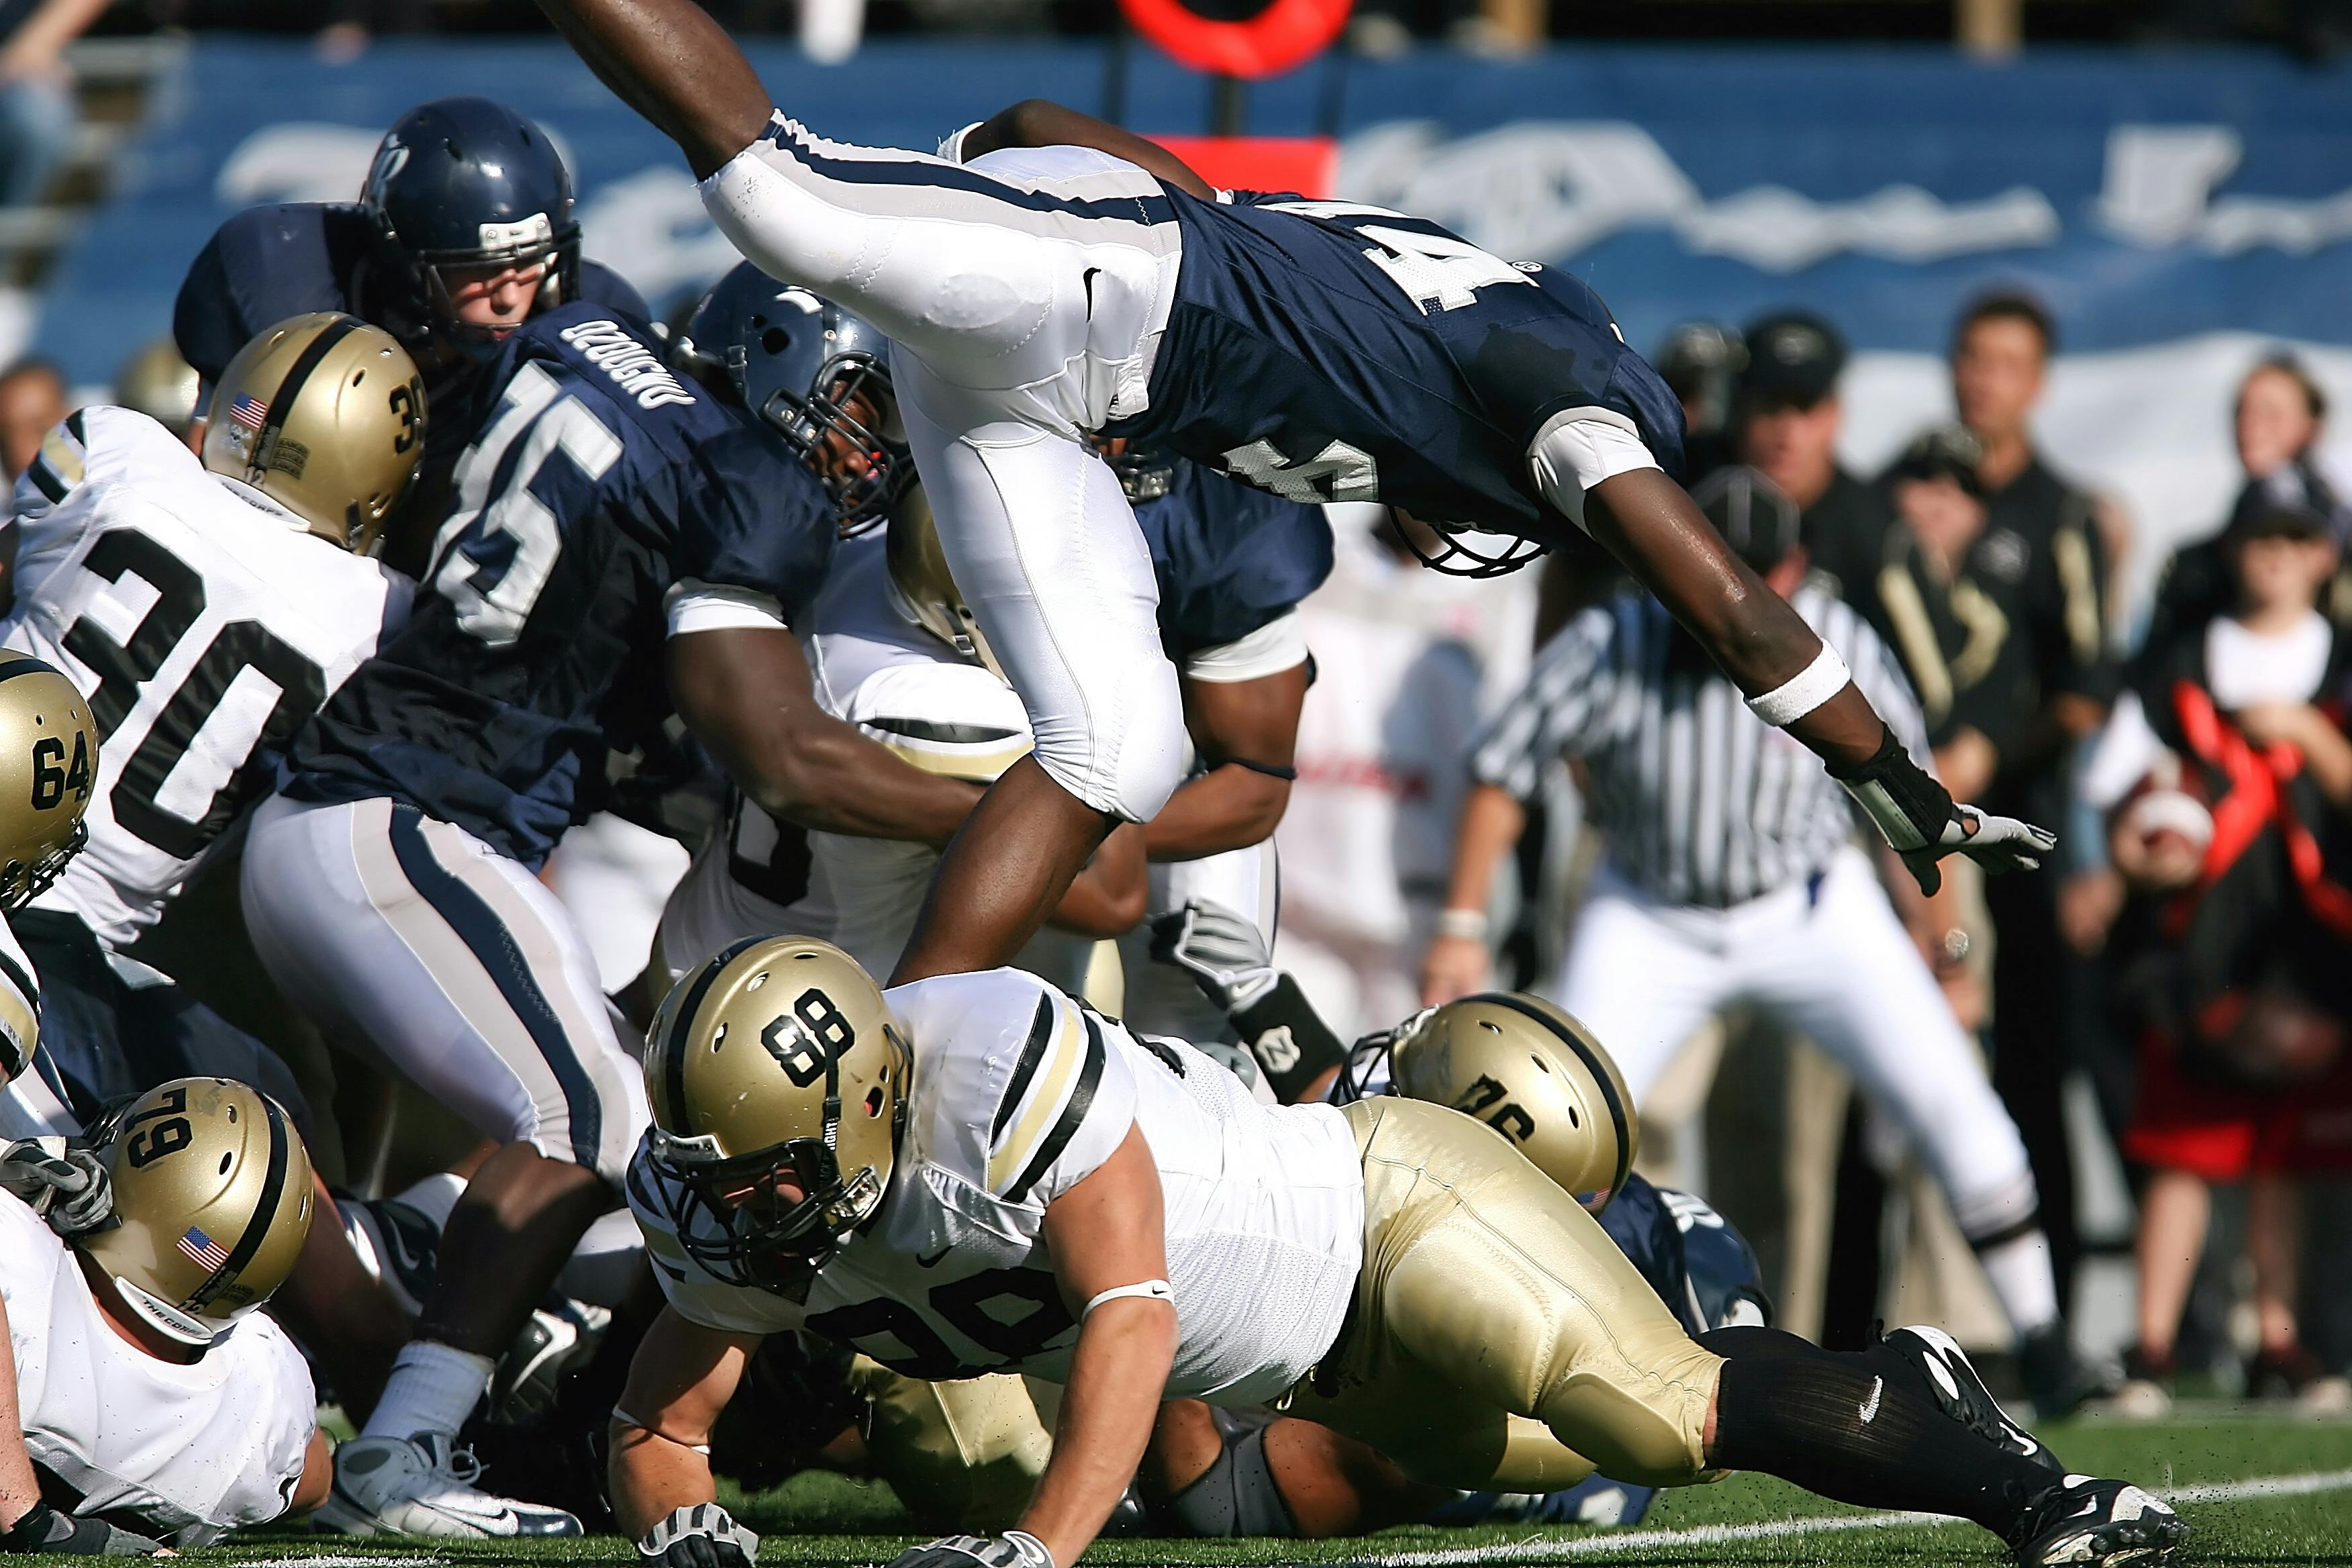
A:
1351,1467,2352,1566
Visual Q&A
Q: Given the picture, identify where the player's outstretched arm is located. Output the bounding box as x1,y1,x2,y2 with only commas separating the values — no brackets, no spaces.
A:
1026,1125,1177,1564
534,0,772,179
610,1308,764,1565
959,100,1218,201
1146,663,1310,861
670,628,983,845
1583,468,2054,895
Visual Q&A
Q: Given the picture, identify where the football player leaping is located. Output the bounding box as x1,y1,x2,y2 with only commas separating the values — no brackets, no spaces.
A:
532,0,2051,997
618,937,2185,1568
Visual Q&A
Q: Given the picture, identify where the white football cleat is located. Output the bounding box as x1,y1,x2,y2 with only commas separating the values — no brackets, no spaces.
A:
316,1432,582,1538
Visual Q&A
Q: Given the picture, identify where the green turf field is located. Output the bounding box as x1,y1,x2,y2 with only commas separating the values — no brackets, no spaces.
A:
104,1414,2352,1568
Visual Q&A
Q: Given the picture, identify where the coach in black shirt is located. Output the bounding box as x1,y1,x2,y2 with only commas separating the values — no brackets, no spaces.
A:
1730,311,1896,606
1945,292,2115,1349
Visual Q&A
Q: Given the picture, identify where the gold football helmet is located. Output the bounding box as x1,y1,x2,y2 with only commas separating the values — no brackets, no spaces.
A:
79,1077,315,1346
1383,993,1636,1210
113,338,202,439
885,484,1006,683
644,936,908,1290
0,650,98,910
199,312,426,551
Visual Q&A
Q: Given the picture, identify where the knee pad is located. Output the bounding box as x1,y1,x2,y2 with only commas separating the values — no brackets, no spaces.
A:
1164,1422,1297,1538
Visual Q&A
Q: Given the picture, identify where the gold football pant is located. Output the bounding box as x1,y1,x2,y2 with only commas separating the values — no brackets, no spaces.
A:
847,1361,1052,1533
1283,1098,1723,1492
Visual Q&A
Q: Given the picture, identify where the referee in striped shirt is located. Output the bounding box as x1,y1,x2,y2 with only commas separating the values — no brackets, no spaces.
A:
1421,466,2087,1407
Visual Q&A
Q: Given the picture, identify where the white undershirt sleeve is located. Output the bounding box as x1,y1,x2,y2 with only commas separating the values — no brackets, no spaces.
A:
1525,407,1663,533
665,579,790,638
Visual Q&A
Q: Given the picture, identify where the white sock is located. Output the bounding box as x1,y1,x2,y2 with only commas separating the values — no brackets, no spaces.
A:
1975,1228,2061,1338
360,1340,495,1442
390,1173,466,1233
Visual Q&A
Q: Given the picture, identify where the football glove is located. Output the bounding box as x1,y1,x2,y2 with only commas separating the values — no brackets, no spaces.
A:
0,1136,113,1236
1828,723,2055,896
0,1501,164,1555
636,1503,760,1568
1148,899,1278,1013
885,1532,1052,1568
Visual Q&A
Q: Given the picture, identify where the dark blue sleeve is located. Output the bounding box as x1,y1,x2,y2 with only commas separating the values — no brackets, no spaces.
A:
578,260,652,327
677,423,837,626
1140,460,1332,657
1517,271,1689,483
173,205,356,387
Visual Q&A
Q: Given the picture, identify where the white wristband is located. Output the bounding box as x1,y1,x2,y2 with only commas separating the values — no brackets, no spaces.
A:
1435,908,1489,942
1083,1279,1173,1317
1745,645,1851,728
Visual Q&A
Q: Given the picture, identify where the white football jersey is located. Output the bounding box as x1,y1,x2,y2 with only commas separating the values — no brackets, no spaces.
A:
631,967,1364,1405
4,407,413,948
656,532,1090,990
0,1194,313,1545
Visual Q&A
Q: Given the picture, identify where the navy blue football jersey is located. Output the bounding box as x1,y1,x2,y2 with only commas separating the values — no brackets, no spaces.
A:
1598,1173,1771,1337
1109,191,1684,538
173,203,648,466
282,303,835,865
1134,456,1332,661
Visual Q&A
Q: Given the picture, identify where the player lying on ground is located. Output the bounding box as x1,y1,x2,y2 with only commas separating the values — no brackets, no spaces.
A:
616,936,2185,1568
0,1079,326,1555
532,0,2053,993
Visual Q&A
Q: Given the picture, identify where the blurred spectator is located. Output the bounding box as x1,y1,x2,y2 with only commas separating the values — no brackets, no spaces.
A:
2141,357,2352,670
1654,318,1744,482
1730,310,1895,607
2079,480,2352,1411
1943,289,2116,1318
1273,505,1520,1042
0,0,105,207
0,355,63,480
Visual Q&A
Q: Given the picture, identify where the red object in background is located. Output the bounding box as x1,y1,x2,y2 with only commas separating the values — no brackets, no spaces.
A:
1150,134,1336,197
1120,0,1353,79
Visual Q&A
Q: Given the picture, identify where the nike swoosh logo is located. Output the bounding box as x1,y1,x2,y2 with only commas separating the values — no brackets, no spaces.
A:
1859,1375,1883,1423
916,1244,952,1267
1081,267,1101,316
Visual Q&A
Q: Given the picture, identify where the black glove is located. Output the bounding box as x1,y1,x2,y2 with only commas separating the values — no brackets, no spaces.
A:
885,1531,1054,1568
1828,724,2055,896
0,1138,113,1236
0,1501,165,1555
636,1503,760,1568
1148,900,1277,1013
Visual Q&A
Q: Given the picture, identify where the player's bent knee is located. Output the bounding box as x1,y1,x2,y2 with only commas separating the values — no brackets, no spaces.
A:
1027,663,1185,822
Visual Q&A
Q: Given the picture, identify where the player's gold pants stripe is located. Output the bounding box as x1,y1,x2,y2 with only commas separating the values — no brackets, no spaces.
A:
1283,1097,1722,1493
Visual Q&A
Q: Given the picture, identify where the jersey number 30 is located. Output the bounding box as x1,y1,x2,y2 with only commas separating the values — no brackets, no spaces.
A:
60,531,326,860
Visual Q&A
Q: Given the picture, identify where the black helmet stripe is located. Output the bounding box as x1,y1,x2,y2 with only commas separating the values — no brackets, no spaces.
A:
1480,993,1633,1199
185,1091,292,1311
250,315,362,473
658,935,767,1129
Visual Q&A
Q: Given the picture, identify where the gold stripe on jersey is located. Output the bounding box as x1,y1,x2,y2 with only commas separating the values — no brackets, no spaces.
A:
987,996,1085,1196
0,976,33,1081
881,736,1033,785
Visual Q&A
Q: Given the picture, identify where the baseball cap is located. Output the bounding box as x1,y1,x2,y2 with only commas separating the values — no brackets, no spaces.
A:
2228,457,2346,542
1737,311,1846,409
1691,464,1802,574
1888,424,1986,498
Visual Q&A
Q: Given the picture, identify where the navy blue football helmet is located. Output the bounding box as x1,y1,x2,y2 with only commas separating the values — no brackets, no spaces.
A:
360,97,579,346
676,262,908,533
